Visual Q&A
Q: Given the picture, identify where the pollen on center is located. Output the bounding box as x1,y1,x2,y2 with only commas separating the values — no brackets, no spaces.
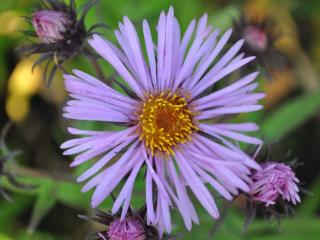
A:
138,92,198,156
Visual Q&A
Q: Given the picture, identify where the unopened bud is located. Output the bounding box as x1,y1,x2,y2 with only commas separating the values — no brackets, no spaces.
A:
32,10,71,43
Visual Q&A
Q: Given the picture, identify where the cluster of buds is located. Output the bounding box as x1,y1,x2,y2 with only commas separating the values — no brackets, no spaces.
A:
18,0,108,85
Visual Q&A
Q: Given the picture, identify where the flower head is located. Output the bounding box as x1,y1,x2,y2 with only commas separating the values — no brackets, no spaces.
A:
80,207,160,240
62,7,264,233
32,10,72,43
18,0,107,85
250,162,300,206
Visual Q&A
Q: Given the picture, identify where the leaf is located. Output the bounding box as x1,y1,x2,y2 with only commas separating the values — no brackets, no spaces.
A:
0,194,34,232
298,177,320,217
261,90,320,141
16,230,57,240
246,217,320,240
27,180,57,233
208,5,240,31
55,180,90,209
1,174,91,211
0,232,13,240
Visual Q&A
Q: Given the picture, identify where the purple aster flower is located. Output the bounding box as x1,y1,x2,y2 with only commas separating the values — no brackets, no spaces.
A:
249,162,300,206
61,7,264,233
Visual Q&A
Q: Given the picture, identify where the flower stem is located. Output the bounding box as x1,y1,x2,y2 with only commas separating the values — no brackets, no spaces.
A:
90,58,113,86
7,164,73,181
209,200,233,237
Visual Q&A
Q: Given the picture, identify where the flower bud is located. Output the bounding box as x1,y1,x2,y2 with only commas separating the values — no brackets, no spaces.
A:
249,162,300,206
32,10,71,43
244,26,268,51
107,217,146,240
80,207,162,240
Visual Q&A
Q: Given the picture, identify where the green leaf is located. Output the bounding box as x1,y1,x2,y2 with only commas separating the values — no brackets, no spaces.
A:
0,232,13,240
16,230,57,240
261,90,320,141
0,194,34,232
208,5,239,31
298,177,320,216
246,217,320,240
55,180,90,209
27,180,57,233
1,173,93,212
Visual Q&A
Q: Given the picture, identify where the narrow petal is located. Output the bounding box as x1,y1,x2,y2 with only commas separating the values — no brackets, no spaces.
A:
88,34,144,98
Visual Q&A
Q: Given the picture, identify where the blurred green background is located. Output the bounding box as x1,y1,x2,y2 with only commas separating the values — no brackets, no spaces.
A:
0,0,320,239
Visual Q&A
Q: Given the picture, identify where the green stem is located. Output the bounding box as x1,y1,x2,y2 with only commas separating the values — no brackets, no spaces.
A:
90,58,113,86
209,200,233,238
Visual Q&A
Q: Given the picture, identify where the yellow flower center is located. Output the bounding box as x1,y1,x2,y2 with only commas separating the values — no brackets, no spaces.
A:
138,92,198,156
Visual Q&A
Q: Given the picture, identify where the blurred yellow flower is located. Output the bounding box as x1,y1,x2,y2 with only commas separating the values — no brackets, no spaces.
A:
5,93,30,122
8,58,42,96
0,11,24,36
6,58,42,122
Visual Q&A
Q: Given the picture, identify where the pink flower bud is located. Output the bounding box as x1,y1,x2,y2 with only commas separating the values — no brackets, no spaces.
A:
244,26,268,51
32,10,71,44
107,217,146,240
250,162,300,206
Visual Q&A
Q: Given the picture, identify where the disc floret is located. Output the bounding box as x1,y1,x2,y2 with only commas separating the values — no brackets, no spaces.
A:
138,91,198,156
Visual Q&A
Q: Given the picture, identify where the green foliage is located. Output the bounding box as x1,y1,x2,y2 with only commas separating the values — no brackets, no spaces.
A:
246,218,320,240
27,180,57,232
298,176,320,216
0,194,34,231
261,90,320,141
208,5,240,31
